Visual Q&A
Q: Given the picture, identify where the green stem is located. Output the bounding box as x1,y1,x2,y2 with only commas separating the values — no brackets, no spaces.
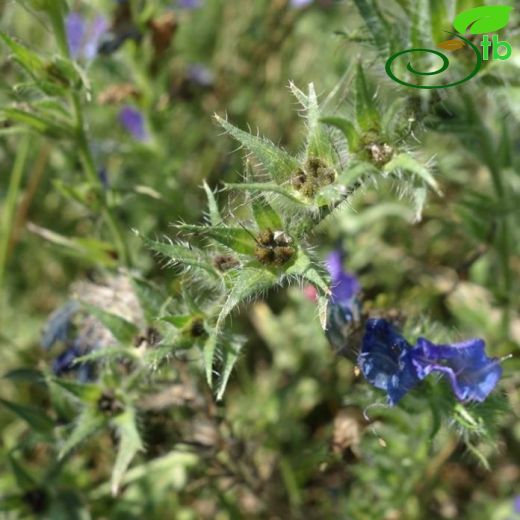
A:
0,135,31,292
71,94,130,265
48,5,130,265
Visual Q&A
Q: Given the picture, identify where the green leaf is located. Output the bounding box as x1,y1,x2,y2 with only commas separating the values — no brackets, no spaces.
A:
215,114,299,184
223,182,304,205
321,116,361,151
82,303,139,345
384,153,441,195
252,195,283,230
160,315,192,328
216,267,278,330
453,5,512,34
141,234,218,276
284,250,331,328
177,224,257,255
111,408,144,496
216,339,244,401
49,378,102,403
202,181,223,226
290,82,334,161
2,108,74,138
27,222,118,266
3,368,45,385
203,332,218,387
0,398,54,435
8,454,37,491
59,408,106,459
352,0,391,54
0,32,46,76
355,63,379,131
131,278,165,322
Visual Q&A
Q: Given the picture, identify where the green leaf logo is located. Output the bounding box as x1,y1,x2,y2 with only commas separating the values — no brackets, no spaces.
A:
453,5,513,35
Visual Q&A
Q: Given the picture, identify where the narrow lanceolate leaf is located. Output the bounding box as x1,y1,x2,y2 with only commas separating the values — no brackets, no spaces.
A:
131,278,165,322
141,235,217,276
111,408,144,496
203,332,218,387
8,454,38,491
203,181,223,226
50,378,103,403
59,408,106,459
352,0,390,54
217,267,278,330
355,63,379,132
216,339,244,401
223,183,305,205
384,153,441,194
82,303,139,345
0,32,46,78
177,224,257,255
290,82,334,161
215,114,299,184
252,195,283,230
2,108,74,138
321,116,361,152
0,398,54,435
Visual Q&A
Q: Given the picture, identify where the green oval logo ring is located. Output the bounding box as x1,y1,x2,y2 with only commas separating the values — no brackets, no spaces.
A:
385,33,482,89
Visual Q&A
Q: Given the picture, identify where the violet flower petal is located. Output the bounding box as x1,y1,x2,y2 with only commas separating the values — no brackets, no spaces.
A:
291,0,313,7
118,106,148,141
324,250,361,358
186,63,214,87
178,0,202,9
83,15,109,61
66,12,86,59
358,318,420,405
326,250,360,305
410,337,502,402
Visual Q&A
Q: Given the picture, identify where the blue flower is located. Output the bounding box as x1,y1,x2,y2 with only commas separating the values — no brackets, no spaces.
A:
358,318,420,406
410,337,503,403
324,250,361,359
357,318,504,405
118,106,148,141
66,12,109,61
52,343,81,376
41,302,80,350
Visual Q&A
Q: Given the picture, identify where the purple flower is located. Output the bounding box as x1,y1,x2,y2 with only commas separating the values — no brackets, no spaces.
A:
326,250,360,306
178,0,202,9
186,63,214,87
324,250,361,359
514,495,520,514
410,337,503,402
359,318,420,405
118,106,148,141
66,12,109,61
290,0,313,7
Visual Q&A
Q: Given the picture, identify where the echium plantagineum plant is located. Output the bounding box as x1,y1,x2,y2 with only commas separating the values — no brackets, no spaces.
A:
142,77,506,409
0,1,511,505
